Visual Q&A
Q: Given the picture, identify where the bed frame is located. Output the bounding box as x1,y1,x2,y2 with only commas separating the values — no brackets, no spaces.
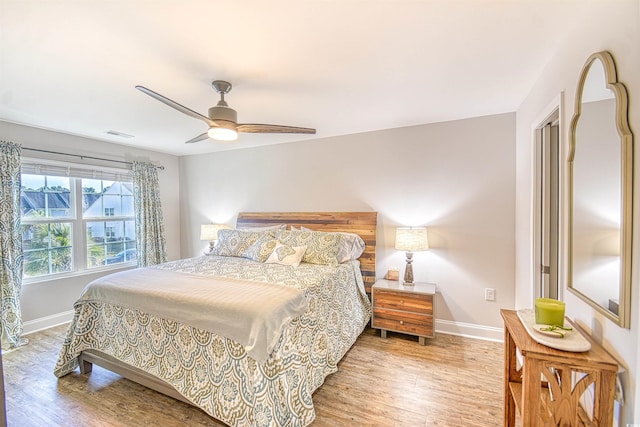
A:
78,212,378,413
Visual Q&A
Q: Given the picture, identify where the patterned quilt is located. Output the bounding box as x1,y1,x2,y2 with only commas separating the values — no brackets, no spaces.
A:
54,255,372,426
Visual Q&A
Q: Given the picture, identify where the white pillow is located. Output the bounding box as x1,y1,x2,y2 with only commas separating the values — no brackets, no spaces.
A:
336,232,366,262
265,243,307,267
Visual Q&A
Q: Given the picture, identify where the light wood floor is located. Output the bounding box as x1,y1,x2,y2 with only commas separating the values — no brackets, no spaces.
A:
3,325,504,426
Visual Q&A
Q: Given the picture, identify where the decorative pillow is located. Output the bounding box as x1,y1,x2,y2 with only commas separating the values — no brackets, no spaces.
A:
243,236,279,263
275,229,343,265
212,229,275,258
299,226,365,262
265,243,307,267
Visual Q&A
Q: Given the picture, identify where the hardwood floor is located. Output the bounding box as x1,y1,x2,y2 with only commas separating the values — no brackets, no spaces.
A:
3,325,503,426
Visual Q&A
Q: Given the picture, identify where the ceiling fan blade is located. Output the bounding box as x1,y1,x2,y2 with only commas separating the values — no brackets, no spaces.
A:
136,86,217,127
184,132,209,144
236,124,316,134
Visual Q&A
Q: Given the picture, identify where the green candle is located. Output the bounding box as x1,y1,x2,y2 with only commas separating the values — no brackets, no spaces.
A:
535,298,566,326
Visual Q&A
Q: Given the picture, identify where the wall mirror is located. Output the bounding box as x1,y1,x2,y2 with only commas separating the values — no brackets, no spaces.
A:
568,51,633,328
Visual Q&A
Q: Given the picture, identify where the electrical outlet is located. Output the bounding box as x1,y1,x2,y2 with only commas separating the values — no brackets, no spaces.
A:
484,288,496,301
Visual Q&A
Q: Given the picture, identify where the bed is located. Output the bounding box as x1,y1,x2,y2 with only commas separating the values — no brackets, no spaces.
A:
54,212,377,426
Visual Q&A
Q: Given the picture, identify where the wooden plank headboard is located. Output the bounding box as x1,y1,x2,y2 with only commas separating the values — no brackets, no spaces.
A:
236,212,377,292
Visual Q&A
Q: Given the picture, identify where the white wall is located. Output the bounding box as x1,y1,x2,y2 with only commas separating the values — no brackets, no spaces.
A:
514,1,640,423
179,113,516,338
0,121,181,330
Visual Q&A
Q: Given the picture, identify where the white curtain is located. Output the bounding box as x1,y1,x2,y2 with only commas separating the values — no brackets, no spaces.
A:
0,141,28,349
132,161,167,267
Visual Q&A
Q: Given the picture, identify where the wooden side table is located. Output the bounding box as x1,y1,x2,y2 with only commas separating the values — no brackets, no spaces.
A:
372,279,436,345
501,309,618,426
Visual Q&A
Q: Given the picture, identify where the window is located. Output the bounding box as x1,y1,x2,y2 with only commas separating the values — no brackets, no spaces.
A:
21,174,73,278
83,179,135,269
20,163,136,280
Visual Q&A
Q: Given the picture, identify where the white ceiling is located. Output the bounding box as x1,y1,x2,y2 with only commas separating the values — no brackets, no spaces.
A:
1,0,587,156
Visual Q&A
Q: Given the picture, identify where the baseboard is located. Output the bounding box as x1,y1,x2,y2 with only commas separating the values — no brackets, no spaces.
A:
436,319,503,342
22,310,74,335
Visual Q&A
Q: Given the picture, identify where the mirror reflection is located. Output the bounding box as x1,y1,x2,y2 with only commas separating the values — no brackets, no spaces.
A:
572,59,619,311
569,51,632,328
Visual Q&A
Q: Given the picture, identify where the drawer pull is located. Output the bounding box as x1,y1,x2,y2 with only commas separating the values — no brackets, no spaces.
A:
400,300,404,305
399,320,404,325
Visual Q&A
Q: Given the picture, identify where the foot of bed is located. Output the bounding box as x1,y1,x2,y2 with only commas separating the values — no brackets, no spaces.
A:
79,358,93,374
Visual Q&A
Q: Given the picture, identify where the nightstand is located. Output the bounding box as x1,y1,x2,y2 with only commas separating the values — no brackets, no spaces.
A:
371,279,436,345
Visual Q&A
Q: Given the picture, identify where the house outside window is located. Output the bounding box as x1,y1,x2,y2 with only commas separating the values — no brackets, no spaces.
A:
83,178,135,268
105,226,115,238
20,162,136,280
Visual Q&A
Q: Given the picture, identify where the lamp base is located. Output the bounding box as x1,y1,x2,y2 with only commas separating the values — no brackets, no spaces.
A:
403,251,415,285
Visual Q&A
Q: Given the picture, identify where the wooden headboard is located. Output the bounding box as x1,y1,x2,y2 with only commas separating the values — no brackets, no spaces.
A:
236,212,377,292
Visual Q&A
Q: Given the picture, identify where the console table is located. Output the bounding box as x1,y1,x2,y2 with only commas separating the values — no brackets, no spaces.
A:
501,309,618,426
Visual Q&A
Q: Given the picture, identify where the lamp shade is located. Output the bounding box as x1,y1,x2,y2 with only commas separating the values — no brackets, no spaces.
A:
200,224,229,241
395,227,429,251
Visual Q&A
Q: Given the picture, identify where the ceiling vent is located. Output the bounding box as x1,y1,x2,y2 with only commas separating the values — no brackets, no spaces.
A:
105,130,134,138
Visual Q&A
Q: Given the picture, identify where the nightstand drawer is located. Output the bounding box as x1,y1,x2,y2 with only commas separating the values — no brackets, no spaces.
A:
372,307,434,337
372,280,437,344
373,288,433,312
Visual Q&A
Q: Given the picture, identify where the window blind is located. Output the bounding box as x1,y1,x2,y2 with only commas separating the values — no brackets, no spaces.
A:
21,157,132,182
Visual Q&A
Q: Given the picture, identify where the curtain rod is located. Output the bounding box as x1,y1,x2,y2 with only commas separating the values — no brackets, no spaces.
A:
22,147,165,170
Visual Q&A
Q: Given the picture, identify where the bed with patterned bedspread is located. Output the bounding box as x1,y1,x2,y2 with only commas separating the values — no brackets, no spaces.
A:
54,249,372,426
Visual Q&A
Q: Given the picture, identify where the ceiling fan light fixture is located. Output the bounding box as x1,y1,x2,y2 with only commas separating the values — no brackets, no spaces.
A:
208,127,238,141
136,81,315,145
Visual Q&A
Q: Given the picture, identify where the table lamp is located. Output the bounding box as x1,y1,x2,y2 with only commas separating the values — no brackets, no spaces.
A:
395,227,429,285
200,224,229,253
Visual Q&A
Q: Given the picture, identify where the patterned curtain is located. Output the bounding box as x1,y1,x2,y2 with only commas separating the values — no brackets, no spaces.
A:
132,161,167,267
0,141,28,349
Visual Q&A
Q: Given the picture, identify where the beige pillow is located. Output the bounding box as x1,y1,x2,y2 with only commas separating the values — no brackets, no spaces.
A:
299,226,365,262
212,229,275,257
275,229,343,265
243,237,279,263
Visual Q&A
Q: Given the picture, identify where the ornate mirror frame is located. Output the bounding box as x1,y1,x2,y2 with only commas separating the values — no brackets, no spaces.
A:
568,51,633,328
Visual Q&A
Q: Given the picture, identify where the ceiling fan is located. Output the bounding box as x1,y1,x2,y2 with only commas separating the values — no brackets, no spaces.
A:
135,80,316,143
